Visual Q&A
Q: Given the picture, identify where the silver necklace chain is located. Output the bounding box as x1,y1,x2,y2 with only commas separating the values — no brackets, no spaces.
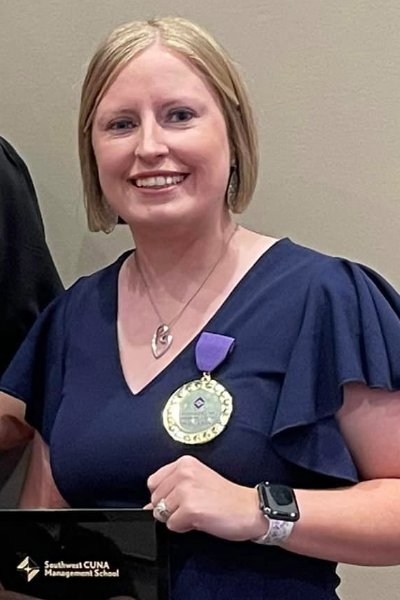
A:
135,224,238,358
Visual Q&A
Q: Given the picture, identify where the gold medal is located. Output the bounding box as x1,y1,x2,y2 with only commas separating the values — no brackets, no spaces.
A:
162,372,233,444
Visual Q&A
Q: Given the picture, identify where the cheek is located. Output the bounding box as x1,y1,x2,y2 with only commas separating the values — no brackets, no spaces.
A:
92,137,131,179
91,138,110,183
184,127,230,177
197,137,231,186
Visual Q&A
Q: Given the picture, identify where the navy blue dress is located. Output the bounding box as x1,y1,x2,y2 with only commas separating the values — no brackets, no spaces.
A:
2,238,400,600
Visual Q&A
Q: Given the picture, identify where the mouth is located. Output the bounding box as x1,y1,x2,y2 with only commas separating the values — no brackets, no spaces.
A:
130,173,188,190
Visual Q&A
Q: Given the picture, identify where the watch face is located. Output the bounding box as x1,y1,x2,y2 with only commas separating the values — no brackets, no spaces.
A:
269,485,294,506
258,483,300,522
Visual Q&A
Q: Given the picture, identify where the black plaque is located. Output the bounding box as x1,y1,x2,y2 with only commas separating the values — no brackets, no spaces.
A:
0,509,170,600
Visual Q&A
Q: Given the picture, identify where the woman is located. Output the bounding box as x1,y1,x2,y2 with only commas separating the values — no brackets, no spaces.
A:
1,17,400,600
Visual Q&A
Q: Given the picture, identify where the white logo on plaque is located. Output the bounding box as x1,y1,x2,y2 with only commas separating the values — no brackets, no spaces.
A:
17,556,40,582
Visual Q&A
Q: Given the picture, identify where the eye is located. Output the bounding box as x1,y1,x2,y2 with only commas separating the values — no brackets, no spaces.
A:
109,119,136,132
167,109,195,124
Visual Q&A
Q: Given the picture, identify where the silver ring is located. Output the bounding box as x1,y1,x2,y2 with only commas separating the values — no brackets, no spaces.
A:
155,498,172,522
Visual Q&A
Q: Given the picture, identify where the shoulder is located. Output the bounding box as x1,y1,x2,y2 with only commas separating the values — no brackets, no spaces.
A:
265,237,346,278
0,137,36,205
242,236,393,316
6,250,133,343
284,239,396,297
268,239,357,304
70,249,132,289
274,241,400,339
50,250,132,313
0,136,21,164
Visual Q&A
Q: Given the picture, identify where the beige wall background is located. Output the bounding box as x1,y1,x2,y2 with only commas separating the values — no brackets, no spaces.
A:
1,0,399,597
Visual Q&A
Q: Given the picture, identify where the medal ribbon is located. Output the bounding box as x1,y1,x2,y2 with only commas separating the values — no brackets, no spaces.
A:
195,332,235,373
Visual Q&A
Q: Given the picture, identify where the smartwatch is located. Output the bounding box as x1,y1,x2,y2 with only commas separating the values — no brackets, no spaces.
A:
256,482,300,522
252,482,300,545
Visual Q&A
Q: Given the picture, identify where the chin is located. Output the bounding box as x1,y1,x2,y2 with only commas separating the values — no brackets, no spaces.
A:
124,206,203,233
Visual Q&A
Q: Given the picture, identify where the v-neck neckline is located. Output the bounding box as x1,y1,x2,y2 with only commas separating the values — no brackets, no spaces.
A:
113,237,291,397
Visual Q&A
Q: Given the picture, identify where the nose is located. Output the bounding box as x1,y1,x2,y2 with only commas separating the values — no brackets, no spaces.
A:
135,117,168,162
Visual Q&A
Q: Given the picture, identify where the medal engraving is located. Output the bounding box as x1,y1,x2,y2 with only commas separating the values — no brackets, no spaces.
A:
162,373,233,444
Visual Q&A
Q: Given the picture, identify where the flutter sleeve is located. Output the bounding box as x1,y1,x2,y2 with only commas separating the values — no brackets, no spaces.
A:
271,259,400,483
0,293,68,445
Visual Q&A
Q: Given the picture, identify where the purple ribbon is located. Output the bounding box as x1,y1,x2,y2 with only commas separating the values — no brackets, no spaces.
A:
195,332,235,373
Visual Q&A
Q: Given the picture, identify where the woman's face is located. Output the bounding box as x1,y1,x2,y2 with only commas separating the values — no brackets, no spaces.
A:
91,43,232,231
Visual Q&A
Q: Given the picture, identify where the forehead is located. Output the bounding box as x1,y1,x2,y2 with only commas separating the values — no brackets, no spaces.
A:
97,43,221,110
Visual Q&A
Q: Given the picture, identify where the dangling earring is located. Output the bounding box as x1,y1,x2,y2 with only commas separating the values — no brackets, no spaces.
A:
226,165,239,210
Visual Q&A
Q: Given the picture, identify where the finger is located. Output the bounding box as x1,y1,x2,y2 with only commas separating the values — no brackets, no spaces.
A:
163,494,194,534
150,455,203,500
153,492,178,524
153,488,181,521
143,503,153,510
166,516,192,534
147,460,179,492
150,471,182,508
154,491,197,534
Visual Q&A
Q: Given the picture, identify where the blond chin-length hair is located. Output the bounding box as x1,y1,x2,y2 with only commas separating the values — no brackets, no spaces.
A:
79,17,259,233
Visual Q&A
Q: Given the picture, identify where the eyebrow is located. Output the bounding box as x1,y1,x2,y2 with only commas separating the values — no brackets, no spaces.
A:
157,98,202,109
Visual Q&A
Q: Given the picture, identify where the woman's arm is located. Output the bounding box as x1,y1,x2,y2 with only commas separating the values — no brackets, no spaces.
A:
19,431,68,508
0,391,67,508
0,392,33,493
282,382,400,565
0,393,33,451
147,382,400,566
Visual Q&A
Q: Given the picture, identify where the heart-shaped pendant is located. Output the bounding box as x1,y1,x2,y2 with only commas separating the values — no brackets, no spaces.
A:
152,324,173,358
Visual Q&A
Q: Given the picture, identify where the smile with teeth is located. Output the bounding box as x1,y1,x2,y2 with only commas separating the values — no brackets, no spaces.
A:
133,174,187,188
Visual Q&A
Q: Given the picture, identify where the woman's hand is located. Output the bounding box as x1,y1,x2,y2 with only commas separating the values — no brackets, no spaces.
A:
146,455,267,541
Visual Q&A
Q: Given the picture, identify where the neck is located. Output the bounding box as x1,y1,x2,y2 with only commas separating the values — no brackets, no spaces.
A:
129,211,236,285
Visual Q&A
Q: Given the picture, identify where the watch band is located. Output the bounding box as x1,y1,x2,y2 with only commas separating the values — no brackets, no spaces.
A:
252,482,299,545
252,516,295,545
